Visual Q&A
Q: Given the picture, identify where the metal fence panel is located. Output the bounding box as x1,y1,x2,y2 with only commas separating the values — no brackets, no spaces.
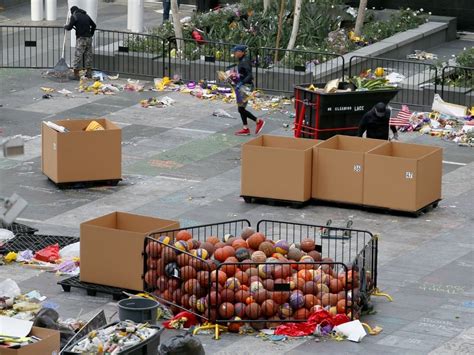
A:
348,56,438,109
0,25,73,69
441,66,474,108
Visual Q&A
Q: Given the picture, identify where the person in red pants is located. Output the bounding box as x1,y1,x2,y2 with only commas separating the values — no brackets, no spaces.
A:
231,45,265,136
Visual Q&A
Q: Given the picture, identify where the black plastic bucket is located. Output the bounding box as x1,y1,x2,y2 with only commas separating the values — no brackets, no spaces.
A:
118,298,159,324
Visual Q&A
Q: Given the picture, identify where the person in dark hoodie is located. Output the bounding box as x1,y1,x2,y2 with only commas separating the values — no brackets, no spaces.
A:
231,45,265,136
358,102,398,140
64,6,96,80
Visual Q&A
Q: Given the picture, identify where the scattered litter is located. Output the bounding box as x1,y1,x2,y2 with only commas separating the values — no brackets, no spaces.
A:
41,87,55,93
0,229,14,242
68,320,158,353
124,79,144,92
58,88,72,95
407,50,438,61
108,74,119,80
432,94,468,117
42,94,53,99
59,242,80,260
212,109,235,119
140,96,175,108
24,290,46,302
34,243,60,263
0,278,21,299
16,249,34,262
43,121,69,133
4,251,17,263
333,320,367,343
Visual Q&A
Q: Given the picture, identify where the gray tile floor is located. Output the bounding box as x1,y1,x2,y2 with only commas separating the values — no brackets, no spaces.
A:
0,2,473,353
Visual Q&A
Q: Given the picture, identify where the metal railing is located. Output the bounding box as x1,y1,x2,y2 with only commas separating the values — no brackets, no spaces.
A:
1,24,473,107
440,65,474,108
348,55,439,109
0,25,73,68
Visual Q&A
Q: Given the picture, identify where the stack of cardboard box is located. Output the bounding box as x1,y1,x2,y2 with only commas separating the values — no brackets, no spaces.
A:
241,135,442,213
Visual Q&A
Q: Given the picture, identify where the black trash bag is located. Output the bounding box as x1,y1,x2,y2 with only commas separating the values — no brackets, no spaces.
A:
33,308,76,348
159,333,205,355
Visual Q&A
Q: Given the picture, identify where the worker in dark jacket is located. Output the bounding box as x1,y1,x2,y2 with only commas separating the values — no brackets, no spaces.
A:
358,102,398,140
64,6,96,80
231,45,265,136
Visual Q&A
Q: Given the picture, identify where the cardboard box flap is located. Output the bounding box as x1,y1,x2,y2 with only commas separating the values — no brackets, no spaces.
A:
244,135,319,151
82,212,176,234
318,135,384,152
54,118,120,132
368,141,443,159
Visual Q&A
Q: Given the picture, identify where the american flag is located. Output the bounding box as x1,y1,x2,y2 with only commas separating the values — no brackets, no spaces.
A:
390,105,412,126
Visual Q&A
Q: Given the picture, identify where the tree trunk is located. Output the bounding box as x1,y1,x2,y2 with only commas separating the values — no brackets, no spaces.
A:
274,0,285,62
263,0,271,13
354,0,368,37
287,0,302,50
171,0,183,53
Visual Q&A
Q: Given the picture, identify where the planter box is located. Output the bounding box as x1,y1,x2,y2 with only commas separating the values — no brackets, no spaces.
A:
80,212,180,291
41,118,121,184
363,142,442,212
241,135,320,202
312,135,385,204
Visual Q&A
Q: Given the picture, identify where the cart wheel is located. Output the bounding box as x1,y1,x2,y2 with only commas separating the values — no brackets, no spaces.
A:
86,290,97,297
61,285,71,292
432,201,439,209
243,197,252,203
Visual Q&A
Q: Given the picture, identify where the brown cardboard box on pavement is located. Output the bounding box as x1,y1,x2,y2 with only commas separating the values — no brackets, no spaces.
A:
241,135,320,202
363,142,442,212
41,118,121,184
80,212,180,291
1,327,60,355
312,135,385,204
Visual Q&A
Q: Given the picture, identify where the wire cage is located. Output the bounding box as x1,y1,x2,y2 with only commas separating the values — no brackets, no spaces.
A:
143,219,377,327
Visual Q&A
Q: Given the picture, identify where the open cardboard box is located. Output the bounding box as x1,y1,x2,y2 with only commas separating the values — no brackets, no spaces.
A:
41,118,121,183
80,212,180,291
241,135,320,202
363,142,442,211
1,327,60,355
312,135,385,204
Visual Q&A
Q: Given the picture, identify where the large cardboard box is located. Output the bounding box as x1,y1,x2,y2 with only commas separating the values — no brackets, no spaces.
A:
363,142,442,211
41,118,121,183
1,327,60,355
312,135,385,204
80,212,179,291
241,135,320,202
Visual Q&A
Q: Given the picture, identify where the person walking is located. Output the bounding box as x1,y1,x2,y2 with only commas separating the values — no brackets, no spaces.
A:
64,6,96,80
358,102,398,140
231,45,265,136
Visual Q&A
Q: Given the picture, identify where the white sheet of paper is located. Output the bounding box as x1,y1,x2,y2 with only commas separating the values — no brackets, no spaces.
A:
0,316,33,337
334,320,367,342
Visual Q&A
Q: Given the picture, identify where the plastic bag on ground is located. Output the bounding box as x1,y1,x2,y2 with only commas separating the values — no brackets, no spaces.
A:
0,229,15,242
163,311,199,329
274,309,349,337
34,243,60,263
0,278,21,298
159,333,205,355
59,242,80,260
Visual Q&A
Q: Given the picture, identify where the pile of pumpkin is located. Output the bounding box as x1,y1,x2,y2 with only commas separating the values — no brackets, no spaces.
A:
144,227,364,329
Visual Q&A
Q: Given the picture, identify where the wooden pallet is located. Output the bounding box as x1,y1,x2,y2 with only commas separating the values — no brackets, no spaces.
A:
314,199,441,217
49,178,121,190
241,195,309,209
58,276,135,301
